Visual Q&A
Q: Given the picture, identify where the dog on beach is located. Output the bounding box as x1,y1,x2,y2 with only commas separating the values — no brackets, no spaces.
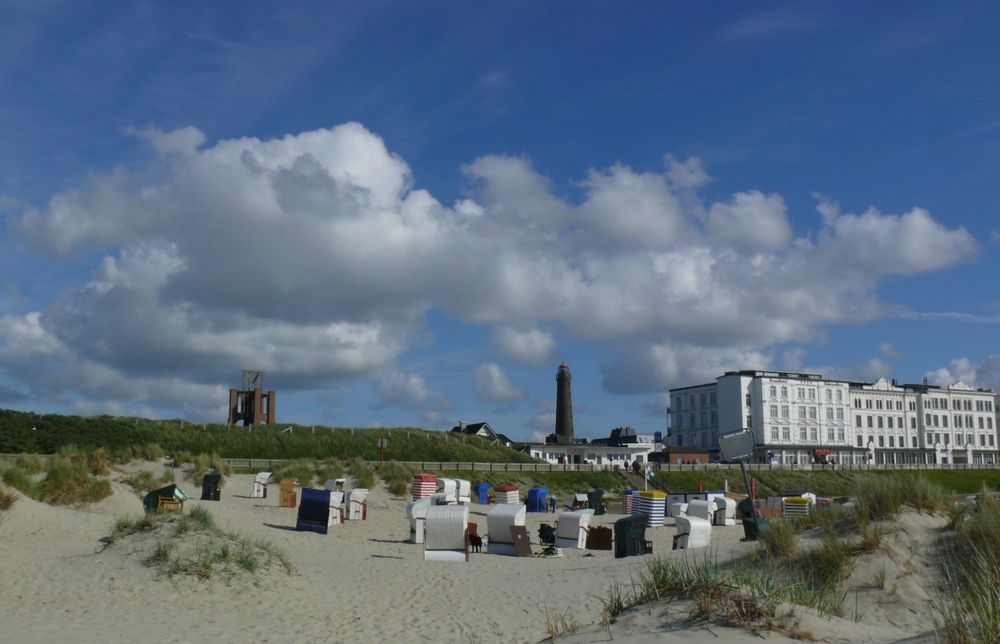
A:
469,534,483,553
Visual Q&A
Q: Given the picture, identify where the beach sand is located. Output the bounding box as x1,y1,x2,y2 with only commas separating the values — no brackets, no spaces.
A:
0,465,948,643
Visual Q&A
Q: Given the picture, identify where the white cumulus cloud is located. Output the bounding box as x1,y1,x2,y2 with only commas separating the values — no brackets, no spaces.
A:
473,362,525,402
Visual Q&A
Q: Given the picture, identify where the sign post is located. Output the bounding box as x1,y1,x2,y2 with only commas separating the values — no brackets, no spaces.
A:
378,438,388,465
718,429,761,540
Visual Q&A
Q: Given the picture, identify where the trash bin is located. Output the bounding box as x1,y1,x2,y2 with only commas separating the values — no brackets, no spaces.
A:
527,486,548,512
474,483,490,505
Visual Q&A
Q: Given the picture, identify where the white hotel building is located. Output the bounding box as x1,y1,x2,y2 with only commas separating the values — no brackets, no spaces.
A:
669,370,999,466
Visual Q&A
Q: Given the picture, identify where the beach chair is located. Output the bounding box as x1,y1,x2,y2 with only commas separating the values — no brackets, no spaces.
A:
713,497,737,526
614,515,650,558
486,503,526,556
782,497,811,518
347,488,369,520
279,479,298,508
686,499,713,522
323,479,346,492
406,497,431,543
328,490,345,525
587,489,606,515
555,509,595,549
456,479,472,505
144,484,189,514
673,516,712,550
571,493,589,510
669,502,688,518
296,488,333,534
200,473,222,501
250,472,271,498
423,505,469,562
435,478,458,505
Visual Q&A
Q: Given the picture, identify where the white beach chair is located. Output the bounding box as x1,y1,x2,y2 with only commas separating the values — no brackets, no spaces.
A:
323,479,346,492
347,488,369,520
686,500,713,522
456,479,472,505
673,516,712,550
250,471,271,498
669,502,688,519
713,497,736,526
436,478,458,505
486,503,526,555
406,497,432,544
554,509,595,549
328,490,345,525
423,505,469,562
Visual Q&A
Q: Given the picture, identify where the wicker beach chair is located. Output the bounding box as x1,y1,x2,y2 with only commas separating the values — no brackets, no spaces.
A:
250,472,271,498
423,505,469,562
554,509,595,549
406,497,432,543
486,503,526,556
672,516,712,550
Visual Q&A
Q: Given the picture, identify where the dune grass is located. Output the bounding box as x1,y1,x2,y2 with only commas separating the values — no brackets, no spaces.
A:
936,489,1000,642
349,456,375,489
2,465,36,497
105,508,293,579
36,458,112,505
188,452,231,487
121,469,174,496
759,518,797,557
379,461,414,497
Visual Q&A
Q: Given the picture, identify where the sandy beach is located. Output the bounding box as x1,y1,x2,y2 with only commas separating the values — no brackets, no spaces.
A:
0,464,948,643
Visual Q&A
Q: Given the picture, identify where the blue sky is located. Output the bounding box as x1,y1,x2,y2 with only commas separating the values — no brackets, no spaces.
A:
1,1,999,441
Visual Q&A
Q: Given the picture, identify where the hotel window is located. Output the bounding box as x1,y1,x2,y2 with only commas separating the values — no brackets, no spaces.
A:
878,436,885,447
978,417,985,429
867,416,873,428
877,400,883,410
799,407,807,420
836,408,843,420
782,427,790,441
933,415,939,426
809,407,817,420
967,415,974,427
955,416,962,428
866,400,873,409
799,428,807,440
809,389,816,400
912,437,917,448
746,415,752,427
771,428,779,440
990,435,995,447
826,408,834,421
925,413,931,425
810,428,818,441
944,435,950,445
888,436,895,447
826,390,832,402
942,416,948,428
770,404,778,417
827,428,835,441
798,387,805,399
836,390,842,402
781,386,788,398
967,434,974,445
988,418,994,430
769,385,777,397
856,415,862,427
981,435,987,446
965,400,972,411
782,405,789,418
838,428,845,441
910,418,915,429
877,417,883,429
856,435,863,447
854,398,861,408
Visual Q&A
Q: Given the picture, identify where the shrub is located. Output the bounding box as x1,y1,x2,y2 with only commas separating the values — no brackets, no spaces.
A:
315,459,345,484
188,506,215,530
273,459,318,487
188,452,230,487
379,461,413,497
121,470,159,496
137,443,165,461
14,454,47,474
760,519,796,558
86,448,111,476
37,460,113,505
2,466,37,497
0,488,17,511
858,524,883,552
349,457,375,489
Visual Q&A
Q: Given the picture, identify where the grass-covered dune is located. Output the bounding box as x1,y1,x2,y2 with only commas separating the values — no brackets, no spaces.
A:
0,408,535,463
654,467,1000,496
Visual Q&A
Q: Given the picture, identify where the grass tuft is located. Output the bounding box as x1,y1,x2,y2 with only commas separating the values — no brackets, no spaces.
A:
36,459,112,505
759,519,797,558
0,487,18,511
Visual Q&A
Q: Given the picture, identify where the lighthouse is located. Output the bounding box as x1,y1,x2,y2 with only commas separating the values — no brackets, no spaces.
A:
554,361,574,445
